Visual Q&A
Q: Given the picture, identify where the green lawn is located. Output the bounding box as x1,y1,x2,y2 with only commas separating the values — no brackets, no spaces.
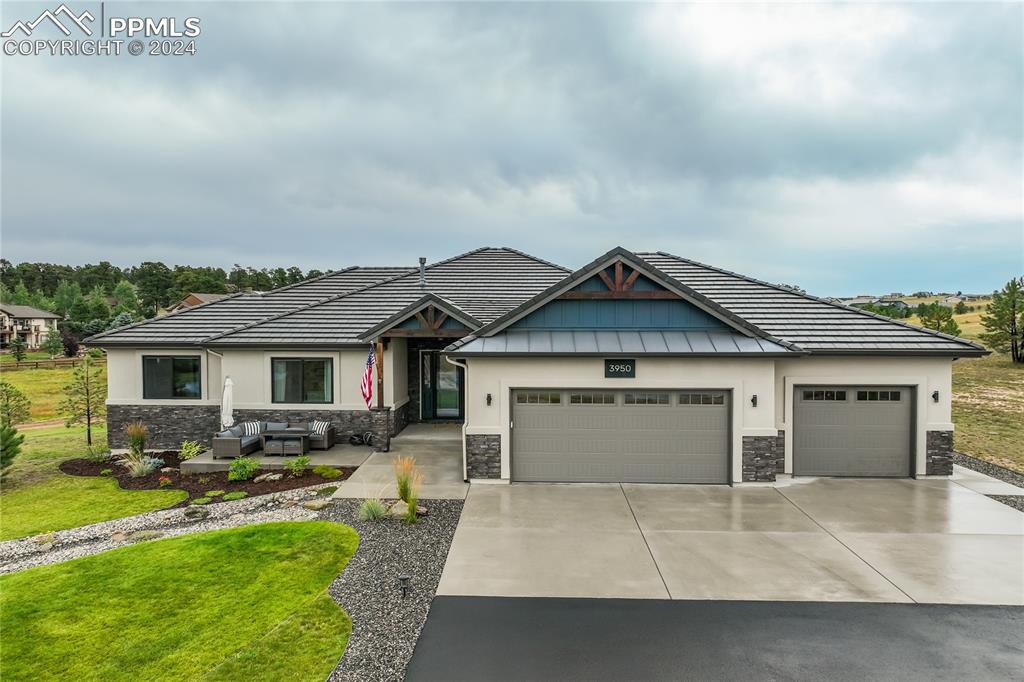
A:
0,522,357,681
0,351,52,363
1,364,89,422
1,423,189,541
952,353,1024,473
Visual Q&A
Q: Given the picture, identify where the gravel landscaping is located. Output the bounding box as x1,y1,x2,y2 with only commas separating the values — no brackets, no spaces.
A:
323,498,464,682
953,452,1024,512
0,483,338,574
989,495,1024,513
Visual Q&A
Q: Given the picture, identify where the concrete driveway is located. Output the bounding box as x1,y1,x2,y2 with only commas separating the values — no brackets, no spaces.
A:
437,473,1024,604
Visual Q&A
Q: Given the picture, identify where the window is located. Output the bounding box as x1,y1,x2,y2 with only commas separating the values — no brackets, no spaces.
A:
271,358,333,404
142,356,201,399
856,390,901,402
802,390,847,401
624,392,669,405
516,391,561,404
569,392,615,405
679,392,725,405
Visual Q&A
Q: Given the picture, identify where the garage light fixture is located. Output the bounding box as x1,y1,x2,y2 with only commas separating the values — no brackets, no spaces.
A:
750,394,758,407
932,390,939,403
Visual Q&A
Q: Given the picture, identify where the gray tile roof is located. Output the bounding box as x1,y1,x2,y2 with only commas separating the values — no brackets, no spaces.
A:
0,304,61,319
205,248,570,346
636,252,985,354
88,266,414,345
452,330,794,356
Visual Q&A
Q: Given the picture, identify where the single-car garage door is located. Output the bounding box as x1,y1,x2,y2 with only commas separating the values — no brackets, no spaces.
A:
512,389,729,483
793,386,912,477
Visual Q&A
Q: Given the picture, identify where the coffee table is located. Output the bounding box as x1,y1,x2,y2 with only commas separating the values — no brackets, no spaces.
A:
261,429,310,456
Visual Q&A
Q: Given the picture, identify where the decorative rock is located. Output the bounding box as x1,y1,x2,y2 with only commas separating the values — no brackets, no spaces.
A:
32,532,56,546
160,467,179,474
301,499,333,511
127,530,163,543
182,506,211,520
111,531,128,542
387,500,428,518
254,473,284,483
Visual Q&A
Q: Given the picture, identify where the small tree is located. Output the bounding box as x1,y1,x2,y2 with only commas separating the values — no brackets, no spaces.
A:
953,300,968,315
919,304,961,337
0,423,24,480
58,354,107,446
41,331,64,359
0,381,31,426
60,327,80,357
980,277,1024,363
8,335,27,361
106,311,135,331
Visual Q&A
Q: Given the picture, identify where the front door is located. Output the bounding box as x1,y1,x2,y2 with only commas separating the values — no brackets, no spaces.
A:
420,350,464,420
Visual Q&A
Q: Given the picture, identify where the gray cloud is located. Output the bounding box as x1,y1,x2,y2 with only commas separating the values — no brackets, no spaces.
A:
1,1,1021,294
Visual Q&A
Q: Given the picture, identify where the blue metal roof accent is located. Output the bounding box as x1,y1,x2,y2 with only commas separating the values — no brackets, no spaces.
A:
509,299,729,332
450,330,798,356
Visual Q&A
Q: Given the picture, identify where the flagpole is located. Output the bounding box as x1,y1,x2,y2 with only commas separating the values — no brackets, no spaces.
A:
375,337,384,410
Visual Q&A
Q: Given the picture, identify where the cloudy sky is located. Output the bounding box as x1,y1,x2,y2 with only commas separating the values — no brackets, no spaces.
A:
1,2,1021,295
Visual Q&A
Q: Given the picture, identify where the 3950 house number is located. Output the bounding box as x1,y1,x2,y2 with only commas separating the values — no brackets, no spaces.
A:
604,359,636,378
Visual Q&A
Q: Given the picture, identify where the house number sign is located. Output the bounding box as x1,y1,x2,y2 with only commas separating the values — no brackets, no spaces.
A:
604,359,635,378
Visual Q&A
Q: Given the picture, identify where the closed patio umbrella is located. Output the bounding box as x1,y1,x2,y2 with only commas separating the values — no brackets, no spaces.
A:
221,376,234,428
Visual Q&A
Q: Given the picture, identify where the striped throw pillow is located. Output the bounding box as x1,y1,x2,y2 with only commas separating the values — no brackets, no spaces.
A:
242,421,261,436
311,420,330,435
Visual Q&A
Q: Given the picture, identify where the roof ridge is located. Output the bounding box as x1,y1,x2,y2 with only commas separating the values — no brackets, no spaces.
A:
646,251,987,352
496,246,572,272
203,246,510,343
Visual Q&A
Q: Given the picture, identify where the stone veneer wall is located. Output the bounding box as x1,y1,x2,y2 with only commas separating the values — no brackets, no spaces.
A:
466,434,501,479
107,404,221,449
925,430,954,476
775,430,785,475
391,401,410,437
742,434,780,482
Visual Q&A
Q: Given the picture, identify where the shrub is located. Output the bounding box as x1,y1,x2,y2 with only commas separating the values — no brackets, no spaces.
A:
405,471,423,525
120,455,163,478
315,486,338,497
358,498,387,521
192,497,212,505
86,446,112,464
222,491,248,501
0,424,24,479
228,456,259,482
313,464,342,480
179,440,206,460
100,468,113,476
158,476,173,488
124,421,147,455
198,475,210,485
285,455,311,478
0,381,31,426
393,455,417,503
205,490,225,497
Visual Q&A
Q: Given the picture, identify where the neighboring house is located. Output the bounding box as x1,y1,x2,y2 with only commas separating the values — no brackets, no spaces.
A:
88,246,987,485
877,299,910,310
0,304,61,349
165,292,230,314
838,296,878,307
939,296,963,307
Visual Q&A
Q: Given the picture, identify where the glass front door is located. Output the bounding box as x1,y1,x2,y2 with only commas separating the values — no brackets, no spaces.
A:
420,350,463,420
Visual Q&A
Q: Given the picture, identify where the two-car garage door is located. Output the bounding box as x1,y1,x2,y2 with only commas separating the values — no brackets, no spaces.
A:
793,386,913,477
512,389,729,484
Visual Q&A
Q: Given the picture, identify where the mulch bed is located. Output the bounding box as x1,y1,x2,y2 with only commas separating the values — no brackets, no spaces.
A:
59,452,355,506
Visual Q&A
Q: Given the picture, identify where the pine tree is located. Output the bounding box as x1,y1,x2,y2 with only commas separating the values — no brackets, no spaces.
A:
58,354,107,446
0,381,31,426
0,423,24,480
980,277,1024,363
919,304,961,337
8,335,27,361
42,331,64,359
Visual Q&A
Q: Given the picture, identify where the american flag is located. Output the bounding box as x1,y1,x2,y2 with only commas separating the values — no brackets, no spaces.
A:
360,346,375,409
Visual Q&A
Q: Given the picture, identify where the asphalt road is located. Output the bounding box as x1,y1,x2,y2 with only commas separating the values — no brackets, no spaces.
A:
406,597,1023,681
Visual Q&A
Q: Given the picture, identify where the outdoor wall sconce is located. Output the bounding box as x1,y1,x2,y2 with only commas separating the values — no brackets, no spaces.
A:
486,393,492,406
932,390,940,403
751,394,758,407
399,575,410,599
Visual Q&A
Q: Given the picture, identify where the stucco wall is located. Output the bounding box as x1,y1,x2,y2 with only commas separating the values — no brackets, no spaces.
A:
461,355,777,483
105,345,409,412
774,356,954,477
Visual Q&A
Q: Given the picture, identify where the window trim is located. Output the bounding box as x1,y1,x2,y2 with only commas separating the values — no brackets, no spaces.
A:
142,355,203,400
271,357,334,405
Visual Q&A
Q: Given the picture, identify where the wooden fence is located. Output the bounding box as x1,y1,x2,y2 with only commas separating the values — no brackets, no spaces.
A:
1,357,107,371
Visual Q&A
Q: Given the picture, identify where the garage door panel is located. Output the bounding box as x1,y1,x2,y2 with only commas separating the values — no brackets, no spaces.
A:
512,390,729,483
794,386,911,478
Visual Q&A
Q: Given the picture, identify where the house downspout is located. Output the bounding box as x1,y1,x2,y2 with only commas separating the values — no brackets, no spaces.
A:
444,354,469,482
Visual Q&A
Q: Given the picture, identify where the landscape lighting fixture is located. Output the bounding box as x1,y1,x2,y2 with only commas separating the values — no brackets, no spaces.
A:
399,575,411,599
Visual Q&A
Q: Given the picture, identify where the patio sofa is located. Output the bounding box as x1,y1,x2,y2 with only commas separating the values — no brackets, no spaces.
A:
212,420,336,458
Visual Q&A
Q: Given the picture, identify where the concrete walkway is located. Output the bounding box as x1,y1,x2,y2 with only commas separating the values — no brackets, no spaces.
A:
438,476,1024,604
332,423,469,500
